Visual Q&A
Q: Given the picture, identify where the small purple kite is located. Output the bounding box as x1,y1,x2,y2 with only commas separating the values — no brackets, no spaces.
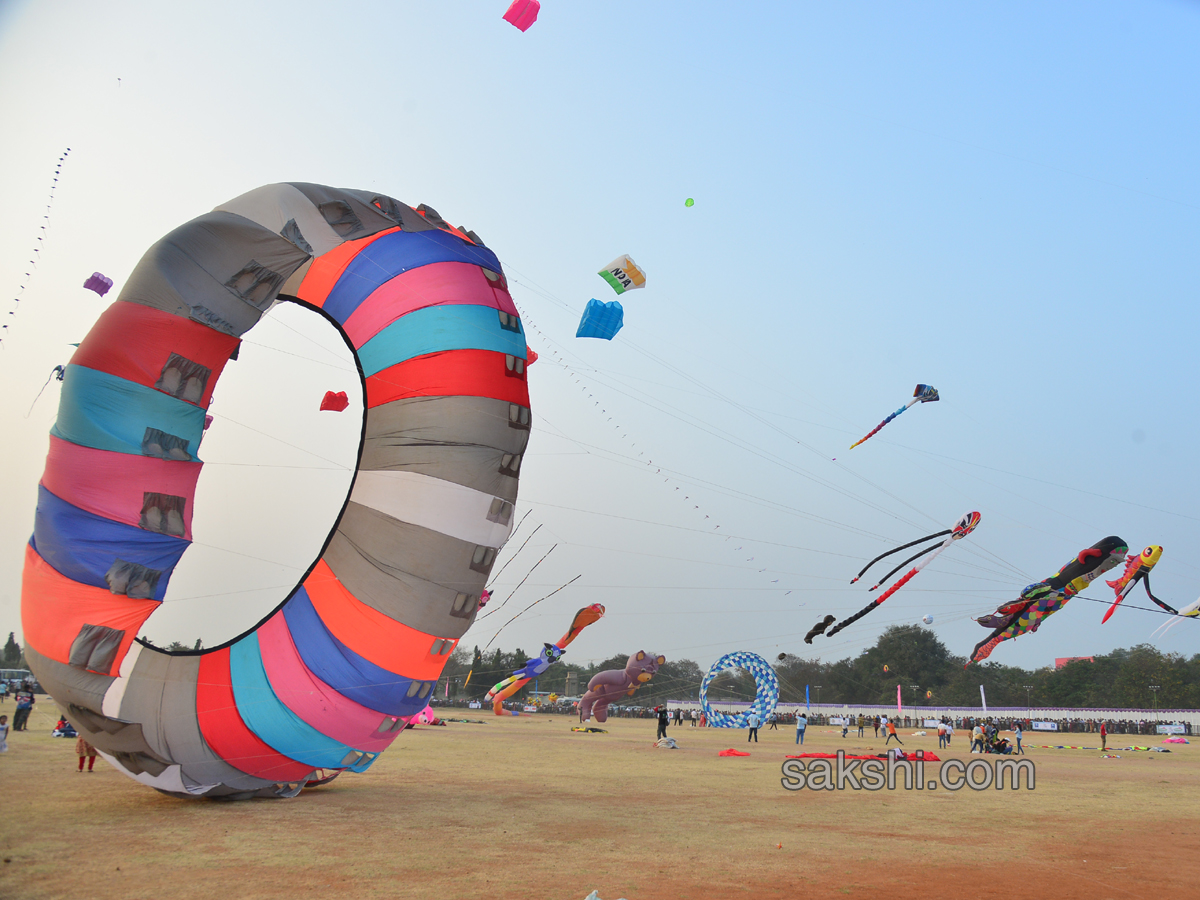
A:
83,272,113,297
503,0,540,31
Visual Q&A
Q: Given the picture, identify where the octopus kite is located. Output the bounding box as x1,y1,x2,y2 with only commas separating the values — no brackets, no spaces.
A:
822,512,981,639
970,536,1127,664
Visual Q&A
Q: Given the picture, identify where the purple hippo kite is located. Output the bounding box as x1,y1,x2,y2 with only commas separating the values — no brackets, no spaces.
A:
579,650,665,723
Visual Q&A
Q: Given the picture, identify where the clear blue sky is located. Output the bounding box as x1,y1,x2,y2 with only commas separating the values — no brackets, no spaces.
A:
2,1,1199,679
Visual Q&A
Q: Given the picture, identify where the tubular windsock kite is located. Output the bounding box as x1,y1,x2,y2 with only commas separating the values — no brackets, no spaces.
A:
849,384,939,449
485,603,604,714
970,536,1127,664
21,183,531,799
1102,545,1171,622
824,512,980,639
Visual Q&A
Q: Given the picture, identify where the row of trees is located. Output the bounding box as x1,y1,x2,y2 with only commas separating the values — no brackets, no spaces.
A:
445,626,1200,711
6,624,1197,710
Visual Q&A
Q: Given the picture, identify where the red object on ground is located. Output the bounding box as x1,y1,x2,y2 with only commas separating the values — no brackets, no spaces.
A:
503,0,540,31
320,390,349,412
719,748,751,757
786,752,942,762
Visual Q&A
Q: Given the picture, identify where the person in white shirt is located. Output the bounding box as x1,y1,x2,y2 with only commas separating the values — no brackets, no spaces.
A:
795,713,808,745
747,712,761,743
937,720,947,749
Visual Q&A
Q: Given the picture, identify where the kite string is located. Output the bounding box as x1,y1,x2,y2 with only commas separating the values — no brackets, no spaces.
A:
477,543,557,621
487,521,541,587
483,574,583,651
25,366,63,418
3,148,71,345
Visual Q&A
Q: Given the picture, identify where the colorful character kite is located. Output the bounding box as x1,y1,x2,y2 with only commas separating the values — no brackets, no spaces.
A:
579,650,663,723
486,604,604,714
83,272,113,297
502,0,540,31
823,511,981,639
970,536,1128,664
576,298,624,340
21,183,529,798
1102,545,1169,622
598,255,646,295
804,614,836,644
849,384,939,449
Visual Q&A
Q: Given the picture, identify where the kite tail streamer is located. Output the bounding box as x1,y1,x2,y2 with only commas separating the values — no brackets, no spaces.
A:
1142,577,1179,616
851,529,951,584
869,543,945,591
849,400,915,449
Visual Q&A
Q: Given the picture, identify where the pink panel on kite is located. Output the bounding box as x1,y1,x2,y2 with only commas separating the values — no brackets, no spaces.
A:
256,613,406,754
40,435,201,541
503,0,540,31
342,261,518,349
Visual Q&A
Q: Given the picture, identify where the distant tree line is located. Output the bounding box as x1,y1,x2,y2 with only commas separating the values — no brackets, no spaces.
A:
443,625,1200,711
6,624,1198,710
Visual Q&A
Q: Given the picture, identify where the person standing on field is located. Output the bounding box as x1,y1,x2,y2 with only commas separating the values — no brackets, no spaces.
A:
76,736,97,772
795,712,808,745
885,719,903,746
747,711,761,743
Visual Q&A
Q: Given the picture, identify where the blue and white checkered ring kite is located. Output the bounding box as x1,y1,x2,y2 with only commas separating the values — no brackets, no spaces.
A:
699,651,780,728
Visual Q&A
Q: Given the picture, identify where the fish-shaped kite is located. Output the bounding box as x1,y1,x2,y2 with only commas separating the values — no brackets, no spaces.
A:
849,384,939,449
823,511,981,639
970,536,1127,664
1102,545,1171,623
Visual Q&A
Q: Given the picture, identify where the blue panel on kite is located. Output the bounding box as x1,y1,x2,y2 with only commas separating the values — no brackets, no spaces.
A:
30,485,188,601
282,590,430,717
322,229,502,325
576,298,624,340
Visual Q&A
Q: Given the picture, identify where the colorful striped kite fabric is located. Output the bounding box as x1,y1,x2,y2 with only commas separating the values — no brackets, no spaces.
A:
21,183,529,798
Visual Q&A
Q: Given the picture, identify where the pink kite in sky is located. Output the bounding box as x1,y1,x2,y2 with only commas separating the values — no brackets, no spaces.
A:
503,0,540,32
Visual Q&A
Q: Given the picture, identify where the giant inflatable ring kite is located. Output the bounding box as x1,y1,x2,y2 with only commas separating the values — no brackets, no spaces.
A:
699,651,780,728
21,184,530,798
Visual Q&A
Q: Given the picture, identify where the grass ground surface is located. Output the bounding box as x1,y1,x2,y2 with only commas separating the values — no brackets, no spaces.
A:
1,704,1197,900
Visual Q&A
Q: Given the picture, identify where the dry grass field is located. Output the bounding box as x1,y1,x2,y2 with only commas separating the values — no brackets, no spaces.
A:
2,704,1197,900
